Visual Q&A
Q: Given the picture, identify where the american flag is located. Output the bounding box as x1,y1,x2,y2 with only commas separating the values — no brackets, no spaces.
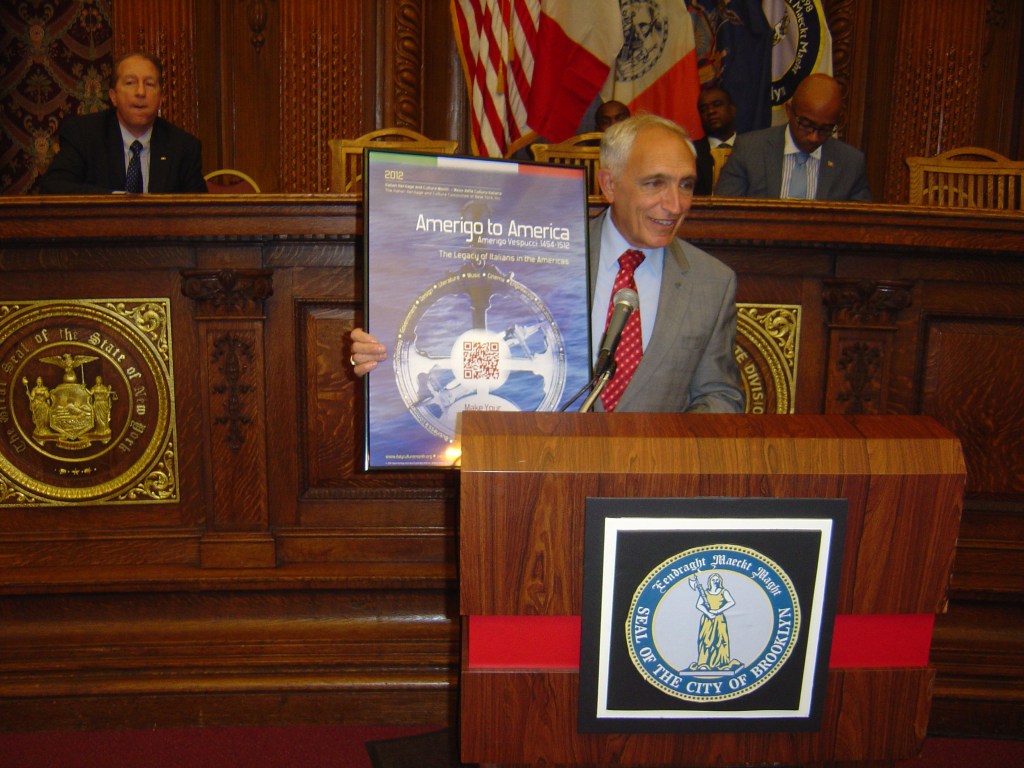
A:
451,0,541,158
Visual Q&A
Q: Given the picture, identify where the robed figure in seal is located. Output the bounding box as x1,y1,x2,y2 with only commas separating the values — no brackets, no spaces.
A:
689,572,743,671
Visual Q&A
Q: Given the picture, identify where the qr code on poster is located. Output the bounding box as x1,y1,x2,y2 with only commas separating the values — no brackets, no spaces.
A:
462,340,500,380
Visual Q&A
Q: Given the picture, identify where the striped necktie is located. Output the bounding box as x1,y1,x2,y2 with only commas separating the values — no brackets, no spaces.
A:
789,152,809,199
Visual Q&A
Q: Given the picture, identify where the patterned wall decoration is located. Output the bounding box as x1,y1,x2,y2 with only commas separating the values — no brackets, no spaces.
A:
0,0,113,194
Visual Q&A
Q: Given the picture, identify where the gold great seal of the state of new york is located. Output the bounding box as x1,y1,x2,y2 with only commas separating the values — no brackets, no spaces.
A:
0,299,178,506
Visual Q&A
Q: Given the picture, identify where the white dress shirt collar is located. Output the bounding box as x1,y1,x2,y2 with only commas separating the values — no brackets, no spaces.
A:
784,126,822,160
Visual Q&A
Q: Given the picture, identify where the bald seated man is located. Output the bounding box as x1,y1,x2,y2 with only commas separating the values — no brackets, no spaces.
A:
715,73,871,201
351,114,744,414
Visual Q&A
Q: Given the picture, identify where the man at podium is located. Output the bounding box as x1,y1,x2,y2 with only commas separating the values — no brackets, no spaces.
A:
351,114,743,414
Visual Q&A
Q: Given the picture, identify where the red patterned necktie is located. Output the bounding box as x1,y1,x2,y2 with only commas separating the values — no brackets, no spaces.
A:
600,249,645,412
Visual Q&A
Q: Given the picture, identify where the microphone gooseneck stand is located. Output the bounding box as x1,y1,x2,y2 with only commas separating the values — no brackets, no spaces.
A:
578,361,616,413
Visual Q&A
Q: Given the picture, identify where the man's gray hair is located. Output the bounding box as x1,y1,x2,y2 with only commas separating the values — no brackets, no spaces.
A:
600,113,694,176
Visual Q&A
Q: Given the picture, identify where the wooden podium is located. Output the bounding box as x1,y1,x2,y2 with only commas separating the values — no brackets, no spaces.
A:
458,413,965,767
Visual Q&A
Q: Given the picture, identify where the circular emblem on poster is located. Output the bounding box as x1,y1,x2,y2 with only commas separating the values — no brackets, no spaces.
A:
393,264,566,442
626,544,800,702
0,300,177,505
767,0,831,111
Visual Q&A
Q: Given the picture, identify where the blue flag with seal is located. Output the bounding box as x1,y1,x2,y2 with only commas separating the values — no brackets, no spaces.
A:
687,0,774,133
762,0,833,125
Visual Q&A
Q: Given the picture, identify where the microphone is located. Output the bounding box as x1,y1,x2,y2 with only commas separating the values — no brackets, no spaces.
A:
594,288,639,377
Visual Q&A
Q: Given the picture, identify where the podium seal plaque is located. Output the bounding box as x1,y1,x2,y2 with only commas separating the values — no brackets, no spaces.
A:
626,544,801,703
0,299,178,506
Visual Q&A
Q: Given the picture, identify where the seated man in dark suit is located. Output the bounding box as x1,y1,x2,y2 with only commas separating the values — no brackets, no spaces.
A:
39,52,206,195
716,73,872,202
693,86,738,196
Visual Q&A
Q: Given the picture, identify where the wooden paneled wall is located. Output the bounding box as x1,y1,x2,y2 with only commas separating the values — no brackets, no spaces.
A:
0,198,1022,739
112,0,200,137
99,0,1023,197
1,0,1023,744
2,0,1021,195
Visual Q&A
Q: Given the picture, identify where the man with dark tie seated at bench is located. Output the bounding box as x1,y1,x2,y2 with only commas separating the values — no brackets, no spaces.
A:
716,73,872,202
350,114,744,415
693,85,739,196
39,51,206,195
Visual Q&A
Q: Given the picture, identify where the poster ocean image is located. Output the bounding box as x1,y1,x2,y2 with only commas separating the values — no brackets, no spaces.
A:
364,151,592,468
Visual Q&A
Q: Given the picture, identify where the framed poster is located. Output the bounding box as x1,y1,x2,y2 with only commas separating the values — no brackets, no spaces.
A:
363,149,592,469
579,497,846,733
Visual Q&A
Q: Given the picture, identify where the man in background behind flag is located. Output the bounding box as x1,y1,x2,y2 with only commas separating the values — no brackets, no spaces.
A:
763,0,833,126
687,0,773,133
602,0,704,140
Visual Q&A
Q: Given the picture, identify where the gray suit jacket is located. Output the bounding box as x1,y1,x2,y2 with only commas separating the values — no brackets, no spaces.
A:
589,211,744,413
715,125,872,202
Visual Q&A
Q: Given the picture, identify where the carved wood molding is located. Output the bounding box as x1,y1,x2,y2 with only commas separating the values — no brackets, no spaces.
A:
823,279,913,415
199,531,275,568
245,0,270,53
180,268,273,316
180,270,272,494
831,340,886,414
982,0,1010,67
391,0,424,128
824,0,854,77
823,0,856,135
822,279,913,324
210,332,255,453
198,322,269,529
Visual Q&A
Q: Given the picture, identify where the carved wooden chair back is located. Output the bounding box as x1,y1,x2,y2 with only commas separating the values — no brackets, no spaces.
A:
530,133,604,199
906,147,1024,210
329,128,458,193
204,169,261,193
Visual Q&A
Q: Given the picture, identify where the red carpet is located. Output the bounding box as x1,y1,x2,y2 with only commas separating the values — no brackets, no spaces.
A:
0,725,441,768
0,728,1020,767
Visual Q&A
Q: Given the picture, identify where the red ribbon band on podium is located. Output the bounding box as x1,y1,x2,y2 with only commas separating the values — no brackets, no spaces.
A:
466,614,935,670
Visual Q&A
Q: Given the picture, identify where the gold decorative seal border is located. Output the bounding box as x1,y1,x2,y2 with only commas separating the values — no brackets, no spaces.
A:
735,304,801,415
0,299,178,506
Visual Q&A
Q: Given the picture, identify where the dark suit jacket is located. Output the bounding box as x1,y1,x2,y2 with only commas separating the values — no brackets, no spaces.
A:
39,109,207,194
715,125,872,202
692,134,737,196
589,211,744,413
693,136,715,196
